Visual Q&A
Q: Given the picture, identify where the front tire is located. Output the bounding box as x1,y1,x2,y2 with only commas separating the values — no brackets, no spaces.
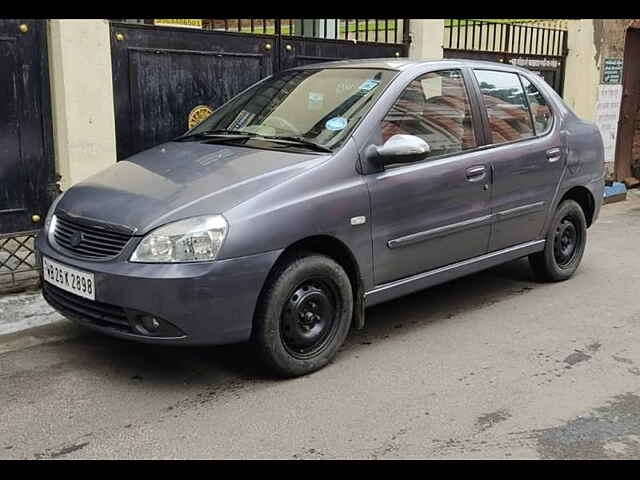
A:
252,253,353,377
529,199,587,282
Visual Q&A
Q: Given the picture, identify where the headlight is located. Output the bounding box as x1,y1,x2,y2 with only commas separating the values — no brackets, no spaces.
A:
130,215,228,263
44,192,65,238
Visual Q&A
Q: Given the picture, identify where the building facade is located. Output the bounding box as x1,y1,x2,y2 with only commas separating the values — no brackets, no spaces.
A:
563,19,640,179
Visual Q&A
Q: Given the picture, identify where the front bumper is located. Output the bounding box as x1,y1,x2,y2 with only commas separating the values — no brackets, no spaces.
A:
36,234,282,346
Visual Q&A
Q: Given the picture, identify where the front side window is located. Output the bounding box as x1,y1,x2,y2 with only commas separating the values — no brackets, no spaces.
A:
520,76,552,134
474,70,534,144
187,68,397,151
380,69,477,158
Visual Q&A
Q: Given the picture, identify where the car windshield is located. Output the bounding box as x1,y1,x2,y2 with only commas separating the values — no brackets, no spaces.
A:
184,68,398,151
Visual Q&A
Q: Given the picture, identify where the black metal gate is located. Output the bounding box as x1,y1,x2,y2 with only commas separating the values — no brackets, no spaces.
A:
443,20,568,96
0,19,56,289
110,19,409,160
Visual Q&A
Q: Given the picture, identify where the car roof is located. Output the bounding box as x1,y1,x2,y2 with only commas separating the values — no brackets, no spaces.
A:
291,57,534,75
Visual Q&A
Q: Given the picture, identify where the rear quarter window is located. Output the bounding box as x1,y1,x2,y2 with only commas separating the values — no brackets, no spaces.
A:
520,75,553,135
474,69,534,145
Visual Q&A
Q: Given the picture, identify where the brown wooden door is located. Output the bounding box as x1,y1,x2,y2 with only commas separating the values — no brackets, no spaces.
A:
615,25,640,180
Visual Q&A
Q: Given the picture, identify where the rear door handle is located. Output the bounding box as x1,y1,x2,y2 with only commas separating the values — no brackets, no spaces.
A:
466,165,487,181
546,147,562,163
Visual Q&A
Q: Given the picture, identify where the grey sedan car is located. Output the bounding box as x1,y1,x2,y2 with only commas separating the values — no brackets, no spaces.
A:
37,59,605,377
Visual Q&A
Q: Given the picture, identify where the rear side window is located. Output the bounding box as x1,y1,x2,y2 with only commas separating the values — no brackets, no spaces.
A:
474,70,534,144
380,69,477,158
520,76,552,134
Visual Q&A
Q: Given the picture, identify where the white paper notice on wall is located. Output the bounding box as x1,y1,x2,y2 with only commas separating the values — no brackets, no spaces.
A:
594,84,623,165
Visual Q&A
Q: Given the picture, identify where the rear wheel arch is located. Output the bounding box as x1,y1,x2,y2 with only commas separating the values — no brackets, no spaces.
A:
530,198,587,282
558,186,595,227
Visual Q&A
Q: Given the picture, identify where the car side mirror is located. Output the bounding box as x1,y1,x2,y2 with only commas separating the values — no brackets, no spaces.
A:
365,134,431,167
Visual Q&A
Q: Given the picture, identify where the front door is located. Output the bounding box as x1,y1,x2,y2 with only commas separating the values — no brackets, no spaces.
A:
471,69,565,252
364,69,492,286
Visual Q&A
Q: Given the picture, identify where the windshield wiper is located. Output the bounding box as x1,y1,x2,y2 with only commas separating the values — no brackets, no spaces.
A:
202,129,261,136
174,129,259,141
256,135,333,153
175,130,333,153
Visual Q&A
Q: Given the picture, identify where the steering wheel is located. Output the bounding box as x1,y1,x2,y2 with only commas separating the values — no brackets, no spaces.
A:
263,116,301,136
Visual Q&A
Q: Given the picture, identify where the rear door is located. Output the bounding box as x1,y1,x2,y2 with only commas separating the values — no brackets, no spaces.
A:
470,69,565,252
364,68,492,285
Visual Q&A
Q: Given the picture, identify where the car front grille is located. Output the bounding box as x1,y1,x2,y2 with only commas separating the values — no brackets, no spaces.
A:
52,214,132,259
42,282,133,333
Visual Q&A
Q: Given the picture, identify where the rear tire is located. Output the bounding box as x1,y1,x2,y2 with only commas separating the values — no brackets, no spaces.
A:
252,253,353,377
529,199,587,282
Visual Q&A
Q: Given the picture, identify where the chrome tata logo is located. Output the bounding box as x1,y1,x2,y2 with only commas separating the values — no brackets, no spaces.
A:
69,231,83,247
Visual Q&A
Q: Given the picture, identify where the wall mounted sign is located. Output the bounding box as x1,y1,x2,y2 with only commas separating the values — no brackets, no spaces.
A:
509,57,560,69
601,58,623,85
594,84,623,165
154,19,203,29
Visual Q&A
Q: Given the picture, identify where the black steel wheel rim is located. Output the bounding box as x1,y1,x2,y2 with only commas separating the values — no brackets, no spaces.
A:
553,216,580,267
280,278,340,359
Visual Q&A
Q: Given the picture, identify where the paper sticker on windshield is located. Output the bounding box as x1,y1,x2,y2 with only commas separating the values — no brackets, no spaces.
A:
308,92,324,111
359,79,380,92
325,117,347,131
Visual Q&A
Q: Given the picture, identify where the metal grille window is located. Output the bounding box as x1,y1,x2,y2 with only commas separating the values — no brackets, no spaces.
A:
474,69,534,144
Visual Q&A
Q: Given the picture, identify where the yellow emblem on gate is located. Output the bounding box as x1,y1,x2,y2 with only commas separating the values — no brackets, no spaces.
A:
188,105,214,129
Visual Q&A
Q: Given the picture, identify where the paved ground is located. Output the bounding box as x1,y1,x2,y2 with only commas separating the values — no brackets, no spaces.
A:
0,287,62,337
2,192,640,459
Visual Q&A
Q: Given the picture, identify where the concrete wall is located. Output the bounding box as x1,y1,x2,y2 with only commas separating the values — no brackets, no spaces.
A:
563,20,600,122
564,20,633,120
409,19,444,60
593,19,631,60
47,19,117,191
563,19,636,176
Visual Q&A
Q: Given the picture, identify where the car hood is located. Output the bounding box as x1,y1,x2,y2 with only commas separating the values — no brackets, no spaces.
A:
56,141,328,234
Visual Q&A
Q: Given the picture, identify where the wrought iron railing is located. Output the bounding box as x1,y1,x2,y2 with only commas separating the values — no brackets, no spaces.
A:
202,19,409,44
444,19,567,57
0,230,41,292
111,19,411,45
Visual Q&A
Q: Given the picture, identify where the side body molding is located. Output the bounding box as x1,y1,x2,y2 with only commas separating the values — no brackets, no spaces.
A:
366,239,546,307
387,203,546,250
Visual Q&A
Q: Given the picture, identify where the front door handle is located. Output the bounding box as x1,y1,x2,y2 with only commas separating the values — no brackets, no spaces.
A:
546,147,562,163
466,165,487,181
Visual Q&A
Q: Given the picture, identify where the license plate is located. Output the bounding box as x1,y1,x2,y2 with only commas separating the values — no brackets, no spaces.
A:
42,256,95,300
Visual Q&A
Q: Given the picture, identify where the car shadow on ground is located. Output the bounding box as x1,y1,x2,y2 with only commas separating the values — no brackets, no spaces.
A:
350,257,537,339
45,257,542,389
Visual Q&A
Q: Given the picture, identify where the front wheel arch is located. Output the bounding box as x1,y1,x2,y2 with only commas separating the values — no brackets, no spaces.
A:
252,235,365,336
